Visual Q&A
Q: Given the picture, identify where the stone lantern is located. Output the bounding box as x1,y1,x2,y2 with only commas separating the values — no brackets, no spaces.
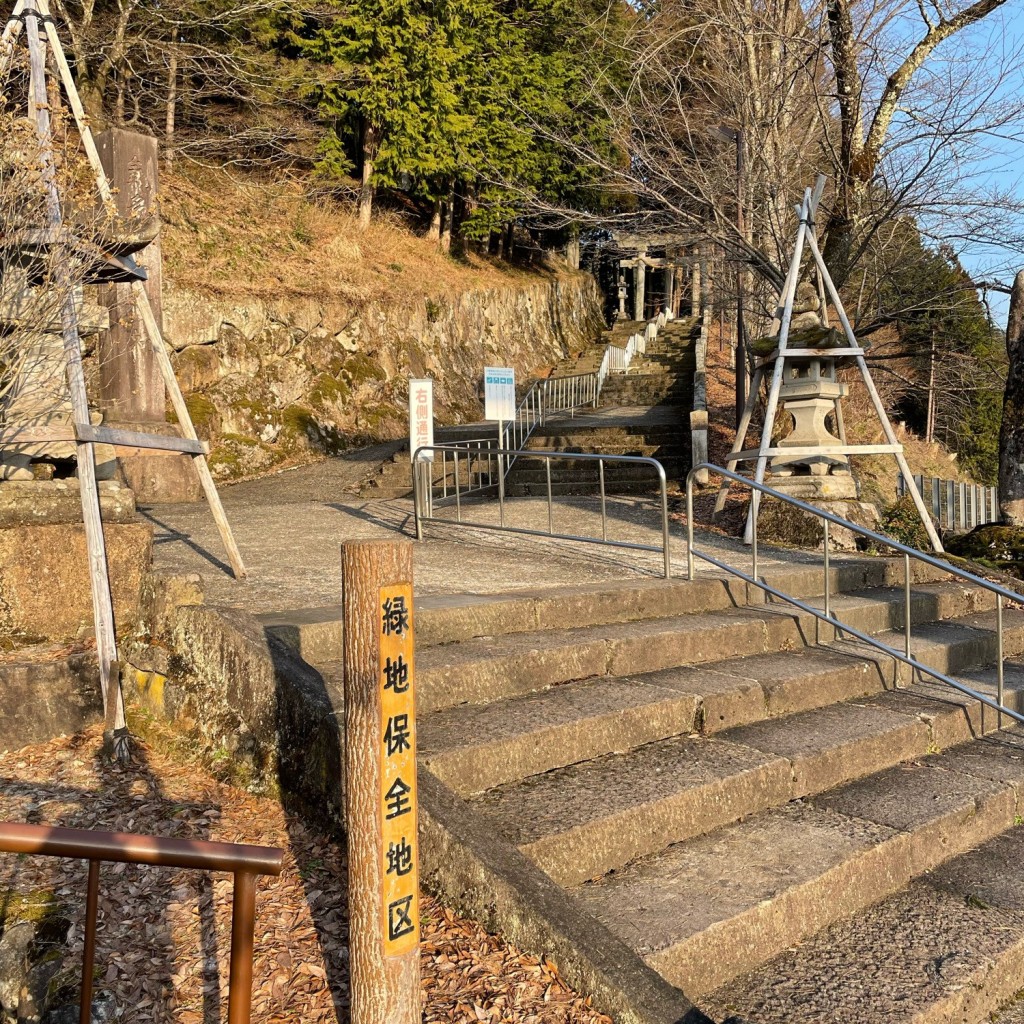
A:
756,281,859,501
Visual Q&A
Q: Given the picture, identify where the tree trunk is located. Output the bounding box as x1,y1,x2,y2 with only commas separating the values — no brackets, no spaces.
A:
358,120,377,232
439,182,454,254
164,31,178,173
77,75,108,127
822,0,864,287
426,200,441,243
566,226,580,270
926,331,936,443
999,270,1024,524
502,222,515,260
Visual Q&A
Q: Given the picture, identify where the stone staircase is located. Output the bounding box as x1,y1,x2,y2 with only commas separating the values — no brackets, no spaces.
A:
505,408,690,495
597,316,698,408
504,317,699,496
261,553,1024,1024
356,425,498,499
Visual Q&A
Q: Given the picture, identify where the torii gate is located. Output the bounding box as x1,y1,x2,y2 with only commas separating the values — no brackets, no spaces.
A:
618,250,674,320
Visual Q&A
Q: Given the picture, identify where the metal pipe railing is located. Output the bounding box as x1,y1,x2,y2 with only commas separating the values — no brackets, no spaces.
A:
0,821,283,1024
449,312,667,490
685,462,1024,725
413,444,671,578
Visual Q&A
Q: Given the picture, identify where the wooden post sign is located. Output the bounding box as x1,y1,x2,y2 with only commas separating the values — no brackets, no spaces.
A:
342,540,421,1024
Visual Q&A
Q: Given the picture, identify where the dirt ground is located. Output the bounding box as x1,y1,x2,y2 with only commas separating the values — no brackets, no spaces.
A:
0,727,612,1024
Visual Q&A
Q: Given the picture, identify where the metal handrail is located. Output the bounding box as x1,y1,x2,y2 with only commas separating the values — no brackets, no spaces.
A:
413,444,671,578
450,312,667,486
685,462,1024,725
0,820,283,1024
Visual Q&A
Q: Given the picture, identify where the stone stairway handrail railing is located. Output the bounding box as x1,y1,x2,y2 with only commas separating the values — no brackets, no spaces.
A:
687,461,1024,725
445,309,674,484
412,443,672,578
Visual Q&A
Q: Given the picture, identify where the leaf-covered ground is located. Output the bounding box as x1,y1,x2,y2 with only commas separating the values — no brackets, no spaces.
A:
0,727,613,1024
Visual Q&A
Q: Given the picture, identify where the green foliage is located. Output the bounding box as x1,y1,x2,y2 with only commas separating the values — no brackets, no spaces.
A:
868,223,1005,484
301,0,617,233
946,524,1024,580
879,495,933,551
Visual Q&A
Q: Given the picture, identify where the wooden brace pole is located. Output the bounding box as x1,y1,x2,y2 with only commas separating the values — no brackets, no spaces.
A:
133,288,247,578
37,0,247,578
23,6,126,741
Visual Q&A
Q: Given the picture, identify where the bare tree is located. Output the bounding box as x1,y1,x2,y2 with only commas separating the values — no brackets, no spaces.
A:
526,0,1023,340
0,52,139,479
49,0,315,168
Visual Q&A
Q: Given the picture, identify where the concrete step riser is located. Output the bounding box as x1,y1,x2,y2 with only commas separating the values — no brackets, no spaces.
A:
523,445,685,458
423,687,703,797
505,637,1024,887
698,824,1024,1023
601,384,692,395
264,575,750,666
262,561,957,671
507,482,683,496
510,465,687,481
651,778,1020,999
417,586,1011,713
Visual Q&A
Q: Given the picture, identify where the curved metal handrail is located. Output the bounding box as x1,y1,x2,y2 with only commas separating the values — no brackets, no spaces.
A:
685,462,1024,725
413,444,671,578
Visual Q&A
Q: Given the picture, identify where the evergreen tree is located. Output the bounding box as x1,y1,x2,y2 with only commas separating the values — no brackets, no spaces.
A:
302,0,615,240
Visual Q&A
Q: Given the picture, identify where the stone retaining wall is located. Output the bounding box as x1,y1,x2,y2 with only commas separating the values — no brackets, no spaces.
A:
162,272,605,480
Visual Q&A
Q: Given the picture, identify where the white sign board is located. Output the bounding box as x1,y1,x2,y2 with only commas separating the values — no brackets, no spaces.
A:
484,367,516,422
409,378,434,461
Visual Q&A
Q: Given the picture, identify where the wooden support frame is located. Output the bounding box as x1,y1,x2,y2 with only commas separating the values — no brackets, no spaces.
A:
712,174,942,553
2,0,248,753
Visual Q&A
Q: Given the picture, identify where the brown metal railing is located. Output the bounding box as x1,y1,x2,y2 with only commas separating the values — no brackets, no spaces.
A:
0,821,283,1024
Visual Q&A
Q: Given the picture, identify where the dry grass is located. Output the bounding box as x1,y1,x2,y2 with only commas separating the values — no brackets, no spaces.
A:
159,167,546,302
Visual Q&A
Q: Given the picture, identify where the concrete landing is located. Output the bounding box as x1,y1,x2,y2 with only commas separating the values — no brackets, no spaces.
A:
142,447,815,612
533,405,685,433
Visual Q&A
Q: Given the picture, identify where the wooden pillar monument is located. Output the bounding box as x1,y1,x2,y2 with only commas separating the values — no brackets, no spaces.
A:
343,539,421,1024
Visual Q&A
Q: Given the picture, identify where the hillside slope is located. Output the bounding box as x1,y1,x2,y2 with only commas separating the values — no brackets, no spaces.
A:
156,171,605,480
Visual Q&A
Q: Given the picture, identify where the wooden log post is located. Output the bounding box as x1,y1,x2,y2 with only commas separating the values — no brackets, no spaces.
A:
95,130,165,425
343,540,421,1024
95,129,201,503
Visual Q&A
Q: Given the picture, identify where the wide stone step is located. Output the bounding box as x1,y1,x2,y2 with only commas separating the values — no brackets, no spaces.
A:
506,480,686,497
259,574,750,665
524,442,680,458
416,584,1016,710
577,736,1024,1004
510,459,687,480
264,573,1006,712
699,770,1024,1022
528,427,686,445
601,381,693,393
470,671,1013,886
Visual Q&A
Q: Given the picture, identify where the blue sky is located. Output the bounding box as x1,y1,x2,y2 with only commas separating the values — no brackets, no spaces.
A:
927,4,1024,326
